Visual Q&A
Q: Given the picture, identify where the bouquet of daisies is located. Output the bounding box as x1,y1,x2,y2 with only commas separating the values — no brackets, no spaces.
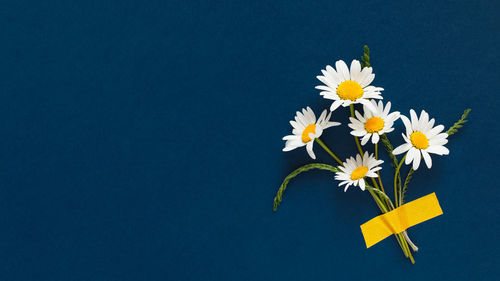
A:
273,46,470,263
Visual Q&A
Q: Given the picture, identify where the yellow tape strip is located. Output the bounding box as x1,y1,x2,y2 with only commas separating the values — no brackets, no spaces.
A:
360,192,443,248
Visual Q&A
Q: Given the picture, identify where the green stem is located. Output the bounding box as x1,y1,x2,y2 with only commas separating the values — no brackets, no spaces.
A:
374,143,385,193
367,183,413,261
394,154,407,207
374,143,390,208
403,230,419,252
380,134,402,191
401,168,414,205
403,235,415,263
350,104,364,155
314,136,415,263
315,138,343,165
349,105,386,206
367,183,388,213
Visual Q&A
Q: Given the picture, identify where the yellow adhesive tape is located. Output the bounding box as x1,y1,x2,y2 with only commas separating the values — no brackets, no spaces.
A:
360,192,443,248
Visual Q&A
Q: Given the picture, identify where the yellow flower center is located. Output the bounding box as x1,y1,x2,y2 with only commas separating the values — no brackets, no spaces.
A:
337,80,364,101
364,117,385,133
301,124,316,143
410,131,429,149
350,166,369,180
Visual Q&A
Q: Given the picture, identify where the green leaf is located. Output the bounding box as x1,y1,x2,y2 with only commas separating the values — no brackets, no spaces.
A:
366,185,392,203
446,108,471,135
361,45,371,68
380,134,402,188
400,168,414,205
273,163,340,211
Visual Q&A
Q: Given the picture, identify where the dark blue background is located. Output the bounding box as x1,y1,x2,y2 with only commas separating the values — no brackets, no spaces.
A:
0,0,498,280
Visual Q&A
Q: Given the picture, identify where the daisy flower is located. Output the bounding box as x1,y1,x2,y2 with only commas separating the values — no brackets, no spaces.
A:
392,109,449,170
316,60,384,112
348,100,400,145
282,107,341,159
335,152,384,191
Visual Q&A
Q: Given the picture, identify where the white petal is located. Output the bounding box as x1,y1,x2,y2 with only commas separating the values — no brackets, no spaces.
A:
350,60,362,82
324,121,341,129
383,101,391,116
355,110,366,122
423,118,436,132
290,120,304,130
412,150,421,170
430,138,448,146
317,75,338,89
387,112,400,122
419,110,429,130
427,145,449,155
433,132,449,140
317,110,327,124
402,133,411,143
330,100,343,112
351,130,366,137
356,154,363,166
322,69,341,86
349,117,364,128
400,115,412,136
376,100,384,113
384,127,395,133
338,180,350,187
372,133,380,144
362,104,372,119
306,141,316,159
357,67,371,83
422,150,432,169
315,85,333,92
359,99,377,113
283,139,302,151
295,112,307,127
325,65,342,84
284,139,304,148
406,147,418,165
303,107,313,124
325,111,333,123
361,134,371,145
363,85,383,96
410,110,418,130
306,107,316,123
362,151,370,165
393,143,412,155
427,125,445,138
360,73,375,88
359,179,366,190
342,100,353,107
335,60,350,81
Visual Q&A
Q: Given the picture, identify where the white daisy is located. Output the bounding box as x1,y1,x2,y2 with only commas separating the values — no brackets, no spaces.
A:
335,152,383,191
315,59,384,113
282,107,341,159
348,100,400,145
392,109,449,170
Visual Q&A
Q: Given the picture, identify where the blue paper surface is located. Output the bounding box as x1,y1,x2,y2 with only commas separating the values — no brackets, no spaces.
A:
0,0,498,280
